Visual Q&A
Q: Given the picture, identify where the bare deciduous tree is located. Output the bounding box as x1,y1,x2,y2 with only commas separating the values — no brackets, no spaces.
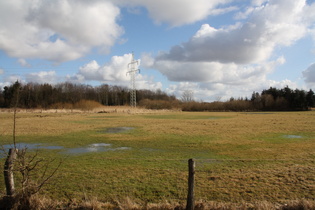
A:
181,90,194,102
2,84,63,209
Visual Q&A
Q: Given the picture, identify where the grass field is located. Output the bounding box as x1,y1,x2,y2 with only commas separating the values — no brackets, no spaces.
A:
1,108,315,208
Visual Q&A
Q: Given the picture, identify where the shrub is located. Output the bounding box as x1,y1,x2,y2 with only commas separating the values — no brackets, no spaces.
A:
49,100,103,110
73,100,103,110
139,99,180,110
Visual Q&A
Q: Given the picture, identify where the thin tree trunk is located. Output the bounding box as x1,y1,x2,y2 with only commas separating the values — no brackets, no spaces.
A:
4,148,18,196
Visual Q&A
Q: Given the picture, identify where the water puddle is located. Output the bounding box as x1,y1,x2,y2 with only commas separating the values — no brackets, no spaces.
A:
0,143,64,157
103,127,134,133
283,135,303,139
1,143,64,150
243,113,274,115
1,142,131,157
64,143,130,154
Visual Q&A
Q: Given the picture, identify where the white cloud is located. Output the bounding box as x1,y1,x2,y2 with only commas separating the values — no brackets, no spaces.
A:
4,75,24,84
0,74,27,89
0,0,237,64
0,0,123,62
28,0,122,50
153,56,288,102
152,56,285,84
156,0,307,64
140,53,155,68
251,0,268,7
265,79,299,90
135,74,163,90
0,68,4,75
303,63,315,85
303,1,315,43
165,77,299,102
234,4,264,20
65,74,85,84
166,82,199,100
145,0,311,101
18,59,31,67
78,54,133,83
74,53,162,90
25,71,57,84
115,0,234,26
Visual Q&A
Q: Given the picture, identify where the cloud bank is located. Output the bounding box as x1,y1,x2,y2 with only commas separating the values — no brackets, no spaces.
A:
67,53,161,90
1,0,315,101
142,0,315,100
0,0,236,63
114,0,235,26
303,63,315,85
0,0,123,63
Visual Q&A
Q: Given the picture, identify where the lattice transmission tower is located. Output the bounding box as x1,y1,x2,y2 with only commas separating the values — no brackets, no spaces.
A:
127,53,140,107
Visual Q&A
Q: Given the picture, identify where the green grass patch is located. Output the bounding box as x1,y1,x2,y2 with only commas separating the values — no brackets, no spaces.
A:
1,110,315,203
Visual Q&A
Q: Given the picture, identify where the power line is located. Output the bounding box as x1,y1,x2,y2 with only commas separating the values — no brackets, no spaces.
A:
127,52,140,107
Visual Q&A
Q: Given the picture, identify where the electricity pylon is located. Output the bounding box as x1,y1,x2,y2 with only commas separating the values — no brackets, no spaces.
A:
127,53,140,107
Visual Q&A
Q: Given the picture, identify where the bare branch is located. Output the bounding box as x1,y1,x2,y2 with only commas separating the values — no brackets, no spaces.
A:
35,159,63,193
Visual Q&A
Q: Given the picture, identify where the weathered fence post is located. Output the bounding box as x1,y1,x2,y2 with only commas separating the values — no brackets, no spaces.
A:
4,148,18,196
186,158,195,210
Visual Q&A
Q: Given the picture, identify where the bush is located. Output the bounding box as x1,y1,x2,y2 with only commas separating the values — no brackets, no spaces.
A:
49,102,73,109
223,100,253,111
49,100,103,110
181,100,254,112
73,100,103,110
139,99,180,110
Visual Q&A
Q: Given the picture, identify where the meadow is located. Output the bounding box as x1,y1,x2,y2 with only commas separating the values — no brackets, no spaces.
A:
1,108,315,208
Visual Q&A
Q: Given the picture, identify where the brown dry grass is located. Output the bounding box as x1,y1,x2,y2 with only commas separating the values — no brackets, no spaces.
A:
0,105,177,114
0,106,176,137
2,194,315,210
1,109,315,209
1,110,314,159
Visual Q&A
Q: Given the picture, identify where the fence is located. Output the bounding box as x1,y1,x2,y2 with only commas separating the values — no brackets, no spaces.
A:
2,155,315,209
46,157,315,207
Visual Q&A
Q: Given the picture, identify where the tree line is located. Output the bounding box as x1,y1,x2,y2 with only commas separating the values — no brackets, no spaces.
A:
180,86,315,112
0,81,314,111
251,86,314,111
0,81,175,109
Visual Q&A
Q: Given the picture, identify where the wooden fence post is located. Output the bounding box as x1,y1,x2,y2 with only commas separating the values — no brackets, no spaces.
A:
186,158,195,210
4,148,18,196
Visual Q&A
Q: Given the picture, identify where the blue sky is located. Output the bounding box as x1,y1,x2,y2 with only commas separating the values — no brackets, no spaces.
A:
1,0,315,102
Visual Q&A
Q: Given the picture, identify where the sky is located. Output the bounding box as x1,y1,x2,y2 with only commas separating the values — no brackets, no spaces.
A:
1,0,315,102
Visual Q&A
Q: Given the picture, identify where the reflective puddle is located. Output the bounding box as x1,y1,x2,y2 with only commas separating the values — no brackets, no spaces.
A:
1,143,64,150
64,143,130,154
102,127,134,133
1,142,130,156
283,135,303,139
0,143,64,157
